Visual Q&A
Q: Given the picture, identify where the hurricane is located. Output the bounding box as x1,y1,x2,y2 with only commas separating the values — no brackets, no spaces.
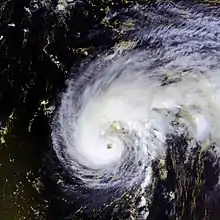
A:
50,2,220,219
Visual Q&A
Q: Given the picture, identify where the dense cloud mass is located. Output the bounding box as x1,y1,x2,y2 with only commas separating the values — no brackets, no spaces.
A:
1,0,220,220
50,2,220,219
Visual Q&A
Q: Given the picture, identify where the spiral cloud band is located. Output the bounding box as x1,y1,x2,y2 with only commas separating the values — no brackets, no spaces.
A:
51,3,220,217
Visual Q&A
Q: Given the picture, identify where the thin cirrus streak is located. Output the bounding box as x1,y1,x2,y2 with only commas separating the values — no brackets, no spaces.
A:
51,2,220,217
